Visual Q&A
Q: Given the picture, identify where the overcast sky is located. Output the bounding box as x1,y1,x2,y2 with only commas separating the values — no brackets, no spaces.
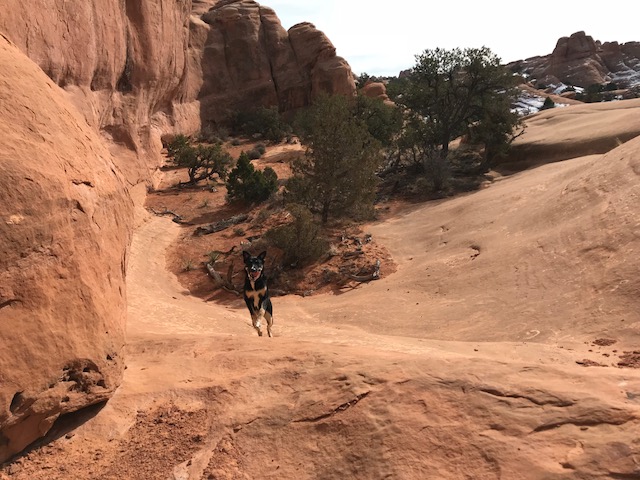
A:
265,1,639,76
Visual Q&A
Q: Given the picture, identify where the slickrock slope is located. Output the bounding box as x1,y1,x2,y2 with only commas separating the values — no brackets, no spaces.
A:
507,98,640,165
0,36,133,462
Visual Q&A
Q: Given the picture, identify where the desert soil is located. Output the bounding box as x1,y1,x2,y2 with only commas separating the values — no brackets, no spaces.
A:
3,101,640,479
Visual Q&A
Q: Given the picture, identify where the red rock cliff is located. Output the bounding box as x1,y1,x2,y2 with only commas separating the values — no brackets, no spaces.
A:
0,35,133,462
193,1,355,126
0,0,355,185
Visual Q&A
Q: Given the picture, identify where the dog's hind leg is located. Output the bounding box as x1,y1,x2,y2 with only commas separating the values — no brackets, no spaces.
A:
265,310,273,337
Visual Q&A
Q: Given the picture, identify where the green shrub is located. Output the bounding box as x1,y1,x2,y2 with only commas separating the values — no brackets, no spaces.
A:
233,106,290,143
540,97,555,110
166,135,233,185
226,152,278,203
247,148,262,160
166,134,191,158
265,205,328,267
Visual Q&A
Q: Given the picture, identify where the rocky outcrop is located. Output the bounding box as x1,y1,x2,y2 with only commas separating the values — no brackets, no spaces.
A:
195,1,355,126
508,31,640,89
360,81,395,106
0,36,133,462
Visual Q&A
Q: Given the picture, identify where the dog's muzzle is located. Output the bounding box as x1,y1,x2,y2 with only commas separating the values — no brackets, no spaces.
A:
249,269,262,280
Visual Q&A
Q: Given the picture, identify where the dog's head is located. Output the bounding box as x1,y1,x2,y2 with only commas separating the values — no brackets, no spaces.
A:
243,250,267,281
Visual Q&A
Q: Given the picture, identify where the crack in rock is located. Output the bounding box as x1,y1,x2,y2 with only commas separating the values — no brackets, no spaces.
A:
293,392,370,423
479,387,575,407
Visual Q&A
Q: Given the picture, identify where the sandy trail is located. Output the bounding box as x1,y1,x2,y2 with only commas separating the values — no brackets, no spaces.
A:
127,211,591,366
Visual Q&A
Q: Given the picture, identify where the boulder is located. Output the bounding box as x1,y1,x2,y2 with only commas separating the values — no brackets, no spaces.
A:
0,36,133,462
360,81,395,106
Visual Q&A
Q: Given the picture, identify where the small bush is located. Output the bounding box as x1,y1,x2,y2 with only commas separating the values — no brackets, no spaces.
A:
226,152,278,204
233,106,290,143
247,148,262,160
165,135,233,185
183,259,196,271
166,134,191,158
540,97,555,110
265,205,328,267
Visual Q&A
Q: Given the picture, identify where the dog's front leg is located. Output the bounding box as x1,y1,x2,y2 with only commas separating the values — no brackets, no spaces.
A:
251,312,263,336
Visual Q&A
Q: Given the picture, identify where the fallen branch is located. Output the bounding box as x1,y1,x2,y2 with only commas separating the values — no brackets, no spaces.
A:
206,262,241,295
148,207,191,225
209,245,238,257
194,214,249,236
347,259,381,283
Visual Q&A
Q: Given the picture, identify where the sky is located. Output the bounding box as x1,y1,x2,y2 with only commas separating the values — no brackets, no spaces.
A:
264,0,639,77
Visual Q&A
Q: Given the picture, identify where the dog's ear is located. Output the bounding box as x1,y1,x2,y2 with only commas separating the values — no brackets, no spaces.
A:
258,251,267,261
242,251,251,263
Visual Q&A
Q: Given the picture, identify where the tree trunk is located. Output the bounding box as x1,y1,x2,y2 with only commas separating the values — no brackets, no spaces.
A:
321,201,330,224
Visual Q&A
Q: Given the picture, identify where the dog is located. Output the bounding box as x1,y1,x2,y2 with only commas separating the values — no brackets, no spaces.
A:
242,250,273,337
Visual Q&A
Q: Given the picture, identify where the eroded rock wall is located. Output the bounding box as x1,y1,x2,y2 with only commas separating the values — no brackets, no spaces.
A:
0,0,355,178
0,35,133,462
0,0,196,187
196,1,355,125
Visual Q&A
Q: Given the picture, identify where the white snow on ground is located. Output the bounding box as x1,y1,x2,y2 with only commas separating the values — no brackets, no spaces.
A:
513,90,569,116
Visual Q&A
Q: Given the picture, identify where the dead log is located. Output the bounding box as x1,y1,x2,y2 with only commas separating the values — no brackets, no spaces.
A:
347,259,381,283
194,214,249,236
206,262,241,295
342,250,364,259
148,207,191,225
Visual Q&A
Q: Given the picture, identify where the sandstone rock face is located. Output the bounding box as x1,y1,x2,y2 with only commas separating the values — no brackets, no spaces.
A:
197,1,355,125
508,31,640,89
0,36,133,462
0,0,355,180
547,32,609,86
0,0,195,187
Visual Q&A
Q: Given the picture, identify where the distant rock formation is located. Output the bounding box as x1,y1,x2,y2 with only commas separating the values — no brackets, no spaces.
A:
508,31,640,90
360,81,395,106
0,36,133,462
193,1,355,126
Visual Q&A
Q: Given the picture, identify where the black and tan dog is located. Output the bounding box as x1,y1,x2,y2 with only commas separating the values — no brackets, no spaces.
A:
242,250,273,337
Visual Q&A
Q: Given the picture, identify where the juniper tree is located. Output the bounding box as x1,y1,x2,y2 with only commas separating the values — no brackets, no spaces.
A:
288,95,382,224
